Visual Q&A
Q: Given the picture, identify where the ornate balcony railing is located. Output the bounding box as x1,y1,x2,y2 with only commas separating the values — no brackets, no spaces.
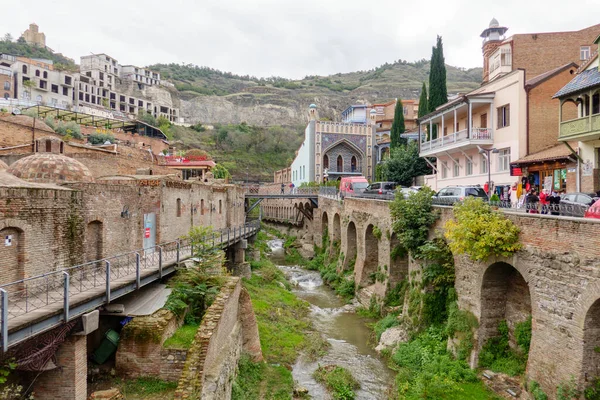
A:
420,128,493,153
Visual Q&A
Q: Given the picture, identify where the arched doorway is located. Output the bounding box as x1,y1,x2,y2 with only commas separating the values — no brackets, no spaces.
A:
0,227,24,285
322,212,329,245
345,221,357,270
323,154,329,170
337,155,343,172
351,156,357,172
389,233,408,286
480,262,532,358
361,224,379,285
85,221,103,262
583,299,600,383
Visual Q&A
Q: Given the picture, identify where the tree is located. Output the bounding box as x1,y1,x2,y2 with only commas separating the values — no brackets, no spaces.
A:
418,82,428,118
390,98,406,149
428,36,448,113
382,141,431,186
3,33,13,43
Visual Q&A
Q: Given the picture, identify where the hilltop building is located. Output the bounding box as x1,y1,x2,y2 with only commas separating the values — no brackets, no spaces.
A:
21,23,46,48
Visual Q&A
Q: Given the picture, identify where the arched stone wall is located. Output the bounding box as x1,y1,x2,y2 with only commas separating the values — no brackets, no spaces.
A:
388,233,407,286
333,214,341,244
360,224,379,286
345,221,357,271
321,212,329,243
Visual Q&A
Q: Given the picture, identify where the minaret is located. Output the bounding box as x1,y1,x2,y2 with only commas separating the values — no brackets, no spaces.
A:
309,103,318,121
480,18,509,83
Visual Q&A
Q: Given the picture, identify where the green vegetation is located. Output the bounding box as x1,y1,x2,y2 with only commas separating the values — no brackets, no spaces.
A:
390,187,438,256
390,98,406,149
428,36,448,113
374,313,400,341
384,280,408,307
117,377,177,397
170,123,303,182
445,299,478,361
87,133,115,145
162,323,199,349
529,381,548,400
557,377,580,400
231,354,293,400
584,378,600,399
308,241,355,301
417,82,428,118
41,116,83,140
444,197,522,262
478,319,531,376
381,140,431,186
313,365,360,400
212,163,231,180
0,38,76,67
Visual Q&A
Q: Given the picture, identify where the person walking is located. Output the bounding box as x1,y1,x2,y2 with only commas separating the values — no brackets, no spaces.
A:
539,189,549,214
527,190,540,214
549,190,561,216
281,183,285,194
289,182,295,194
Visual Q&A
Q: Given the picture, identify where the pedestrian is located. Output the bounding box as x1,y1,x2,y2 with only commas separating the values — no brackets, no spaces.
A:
549,190,560,216
510,183,519,209
527,190,540,214
281,183,285,194
539,189,549,214
289,182,294,194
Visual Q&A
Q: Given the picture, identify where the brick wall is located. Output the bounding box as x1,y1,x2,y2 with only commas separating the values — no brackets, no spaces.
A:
512,24,600,80
34,335,87,400
528,67,578,154
0,187,84,285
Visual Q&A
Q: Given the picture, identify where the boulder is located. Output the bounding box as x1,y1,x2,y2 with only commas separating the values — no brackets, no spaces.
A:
298,244,314,260
88,388,123,400
375,325,409,354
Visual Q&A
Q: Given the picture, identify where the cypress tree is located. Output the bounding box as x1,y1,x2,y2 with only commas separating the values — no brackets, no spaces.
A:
390,98,406,149
418,82,428,118
428,35,448,112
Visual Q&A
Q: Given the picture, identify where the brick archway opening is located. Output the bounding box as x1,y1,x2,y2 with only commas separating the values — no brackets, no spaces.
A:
360,224,379,286
583,299,600,384
479,262,531,361
389,233,408,286
0,227,24,286
321,212,329,242
333,214,341,245
345,221,357,271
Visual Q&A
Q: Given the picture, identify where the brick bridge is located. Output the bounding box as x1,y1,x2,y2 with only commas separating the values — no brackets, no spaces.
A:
263,194,600,396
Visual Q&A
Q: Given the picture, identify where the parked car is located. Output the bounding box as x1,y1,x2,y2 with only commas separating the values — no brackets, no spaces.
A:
560,192,598,217
397,186,422,199
584,199,600,220
363,182,398,196
433,185,488,205
340,176,369,198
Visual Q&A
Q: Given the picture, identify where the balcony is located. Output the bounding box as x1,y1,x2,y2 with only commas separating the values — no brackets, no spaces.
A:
559,115,600,141
420,128,494,157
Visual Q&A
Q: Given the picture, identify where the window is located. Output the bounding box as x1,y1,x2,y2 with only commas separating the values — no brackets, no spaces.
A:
39,80,47,89
65,76,72,85
481,154,488,174
78,92,83,101
43,71,47,79
403,106,408,115
35,70,40,77
323,154,329,169
176,198,182,217
441,161,448,179
581,46,591,61
466,158,473,175
337,155,343,172
497,104,510,128
62,87,68,96
480,113,487,129
351,156,357,172
3,93,8,100
219,200,222,214
51,84,58,93
201,199,204,215
3,82,9,91
498,148,510,171
453,161,459,177
22,65,27,74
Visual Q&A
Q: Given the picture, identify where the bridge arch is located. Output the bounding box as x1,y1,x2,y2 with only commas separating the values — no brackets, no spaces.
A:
479,261,532,361
333,213,341,244
583,299,600,384
389,233,407,286
345,221,357,270
360,224,379,286
321,212,329,243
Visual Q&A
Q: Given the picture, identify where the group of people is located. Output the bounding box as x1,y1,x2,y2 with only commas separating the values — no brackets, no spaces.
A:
281,182,296,194
511,185,563,215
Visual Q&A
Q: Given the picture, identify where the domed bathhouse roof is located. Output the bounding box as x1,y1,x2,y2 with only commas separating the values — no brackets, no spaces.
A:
7,153,94,184
309,103,317,109
0,159,8,170
489,17,499,28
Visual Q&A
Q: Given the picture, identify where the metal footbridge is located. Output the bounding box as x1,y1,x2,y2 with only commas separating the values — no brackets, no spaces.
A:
0,221,260,351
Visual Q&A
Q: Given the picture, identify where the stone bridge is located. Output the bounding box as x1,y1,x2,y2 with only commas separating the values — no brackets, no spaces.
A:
265,194,600,396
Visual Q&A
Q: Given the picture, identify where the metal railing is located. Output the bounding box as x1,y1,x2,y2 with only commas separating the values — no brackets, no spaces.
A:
420,128,494,152
0,221,260,350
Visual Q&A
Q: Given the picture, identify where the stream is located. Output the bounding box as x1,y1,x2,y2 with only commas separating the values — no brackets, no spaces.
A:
267,239,395,399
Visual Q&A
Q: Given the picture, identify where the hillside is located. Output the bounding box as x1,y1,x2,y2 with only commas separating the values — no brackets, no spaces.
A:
0,40,77,69
149,59,483,126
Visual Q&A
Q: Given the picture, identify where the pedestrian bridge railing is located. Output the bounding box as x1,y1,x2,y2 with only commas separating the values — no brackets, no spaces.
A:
0,221,260,351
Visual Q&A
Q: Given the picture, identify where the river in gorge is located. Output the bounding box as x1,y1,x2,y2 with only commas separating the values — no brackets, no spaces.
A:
267,239,395,399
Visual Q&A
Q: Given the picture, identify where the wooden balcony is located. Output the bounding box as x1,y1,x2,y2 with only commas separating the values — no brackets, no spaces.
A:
559,115,600,141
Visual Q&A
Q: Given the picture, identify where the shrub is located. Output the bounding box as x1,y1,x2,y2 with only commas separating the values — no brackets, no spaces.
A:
445,299,478,360
374,313,400,341
212,163,231,180
54,120,82,139
478,319,527,376
88,133,115,145
390,186,438,255
515,316,532,354
313,365,359,400
384,280,408,307
557,377,580,400
445,197,522,262
372,226,382,240
529,380,548,400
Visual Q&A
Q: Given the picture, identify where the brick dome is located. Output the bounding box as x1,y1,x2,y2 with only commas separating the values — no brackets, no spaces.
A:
7,153,94,184
0,159,8,170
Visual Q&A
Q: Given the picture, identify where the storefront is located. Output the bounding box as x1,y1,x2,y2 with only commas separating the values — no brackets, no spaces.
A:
511,144,575,194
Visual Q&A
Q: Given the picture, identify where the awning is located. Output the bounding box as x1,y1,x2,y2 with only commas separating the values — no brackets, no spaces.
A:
511,143,577,165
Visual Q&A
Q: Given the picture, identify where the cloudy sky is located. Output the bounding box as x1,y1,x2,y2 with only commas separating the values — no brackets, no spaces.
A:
6,0,600,79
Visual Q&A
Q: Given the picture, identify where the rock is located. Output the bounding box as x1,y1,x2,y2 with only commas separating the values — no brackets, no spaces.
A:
375,325,409,354
88,388,123,399
298,244,314,260
293,385,309,395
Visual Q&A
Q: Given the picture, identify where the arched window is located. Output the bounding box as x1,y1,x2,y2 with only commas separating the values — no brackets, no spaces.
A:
337,155,343,172
219,199,222,214
22,65,27,74
351,156,357,172
323,154,329,169
176,198,182,217
200,199,204,215
43,71,48,79
35,70,40,77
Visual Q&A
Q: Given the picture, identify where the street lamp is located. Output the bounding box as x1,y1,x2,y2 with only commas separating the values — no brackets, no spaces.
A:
478,145,499,198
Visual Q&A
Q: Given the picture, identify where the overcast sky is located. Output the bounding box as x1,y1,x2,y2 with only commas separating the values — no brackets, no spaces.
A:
6,0,600,79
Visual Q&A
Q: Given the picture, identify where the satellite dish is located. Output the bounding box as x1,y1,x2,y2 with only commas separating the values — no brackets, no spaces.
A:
12,108,21,115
